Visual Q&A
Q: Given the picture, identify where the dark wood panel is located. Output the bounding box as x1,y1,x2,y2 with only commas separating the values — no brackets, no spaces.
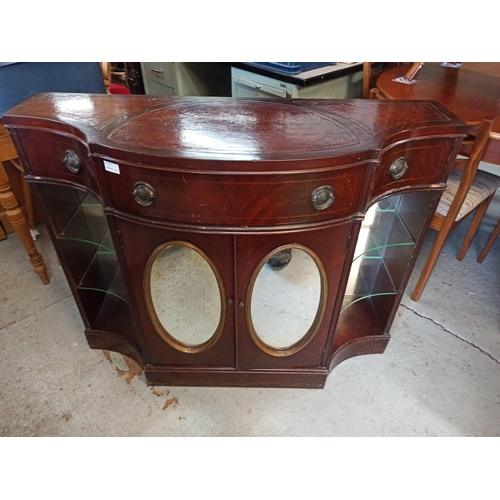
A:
144,366,328,388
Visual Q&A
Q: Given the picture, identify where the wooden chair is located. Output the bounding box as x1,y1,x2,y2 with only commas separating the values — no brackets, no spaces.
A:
362,63,407,99
411,118,500,301
100,62,132,95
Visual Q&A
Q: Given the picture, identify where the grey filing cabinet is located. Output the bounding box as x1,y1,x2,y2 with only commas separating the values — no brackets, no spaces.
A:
231,63,364,99
140,62,231,97
140,62,176,96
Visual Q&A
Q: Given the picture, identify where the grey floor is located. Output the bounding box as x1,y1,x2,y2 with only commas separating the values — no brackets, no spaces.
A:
1,171,499,437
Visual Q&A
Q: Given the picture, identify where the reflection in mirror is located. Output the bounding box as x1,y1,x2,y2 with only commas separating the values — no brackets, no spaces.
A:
149,244,222,348
251,247,323,350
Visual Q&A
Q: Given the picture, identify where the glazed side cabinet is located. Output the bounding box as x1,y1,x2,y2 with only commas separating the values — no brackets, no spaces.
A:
3,94,466,388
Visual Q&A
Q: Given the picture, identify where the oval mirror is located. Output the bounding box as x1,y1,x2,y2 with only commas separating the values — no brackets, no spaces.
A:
147,243,224,352
249,246,326,355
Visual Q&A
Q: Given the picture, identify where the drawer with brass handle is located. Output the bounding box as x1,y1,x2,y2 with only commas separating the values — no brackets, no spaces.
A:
372,138,457,199
101,161,366,227
14,129,99,194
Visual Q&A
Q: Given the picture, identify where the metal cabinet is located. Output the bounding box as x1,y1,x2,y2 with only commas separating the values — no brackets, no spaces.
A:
231,64,364,99
141,62,231,97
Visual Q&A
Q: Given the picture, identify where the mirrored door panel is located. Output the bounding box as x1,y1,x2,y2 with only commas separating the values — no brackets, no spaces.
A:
248,246,325,356
236,223,351,370
146,242,225,354
114,217,236,367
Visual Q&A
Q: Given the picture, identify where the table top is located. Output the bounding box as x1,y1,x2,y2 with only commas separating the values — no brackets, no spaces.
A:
376,63,500,129
376,62,500,164
3,93,465,167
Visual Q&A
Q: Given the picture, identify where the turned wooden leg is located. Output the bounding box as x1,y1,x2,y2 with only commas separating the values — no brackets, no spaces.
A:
477,219,500,263
457,194,495,261
0,162,49,284
0,223,6,240
10,158,36,229
21,171,35,229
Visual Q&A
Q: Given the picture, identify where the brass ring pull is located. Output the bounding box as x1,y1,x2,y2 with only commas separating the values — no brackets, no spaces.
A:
132,181,156,206
63,150,82,173
389,157,409,180
311,185,335,210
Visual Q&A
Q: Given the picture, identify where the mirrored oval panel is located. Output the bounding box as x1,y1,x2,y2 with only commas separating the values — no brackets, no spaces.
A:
148,243,223,350
250,247,324,353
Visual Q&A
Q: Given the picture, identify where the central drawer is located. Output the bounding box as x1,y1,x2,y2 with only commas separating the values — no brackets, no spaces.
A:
100,160,367,227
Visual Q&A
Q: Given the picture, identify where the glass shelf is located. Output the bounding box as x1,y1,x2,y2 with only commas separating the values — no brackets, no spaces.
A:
341,256,397,314
352,197,415,262
58,193,115,255
77,238,128,303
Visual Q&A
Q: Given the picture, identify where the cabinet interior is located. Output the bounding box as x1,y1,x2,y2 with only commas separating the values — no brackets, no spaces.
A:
36,183,134,335
333,191,435,351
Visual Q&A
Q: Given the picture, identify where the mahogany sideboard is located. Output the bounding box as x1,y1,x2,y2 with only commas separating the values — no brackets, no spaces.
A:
3,94,466,388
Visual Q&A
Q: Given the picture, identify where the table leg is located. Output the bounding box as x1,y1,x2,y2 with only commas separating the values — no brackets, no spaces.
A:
10,157,36,229
0,162,49,284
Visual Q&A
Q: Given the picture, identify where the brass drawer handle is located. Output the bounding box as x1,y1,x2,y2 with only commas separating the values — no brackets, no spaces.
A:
133,181,156,206
389,157,409,180
311,185,335,210
63,150,82,173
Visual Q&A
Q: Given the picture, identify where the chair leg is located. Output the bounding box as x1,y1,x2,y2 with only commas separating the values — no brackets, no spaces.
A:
411,228,451,302
477,220,500,263
0,163,49,284
457,194,495,261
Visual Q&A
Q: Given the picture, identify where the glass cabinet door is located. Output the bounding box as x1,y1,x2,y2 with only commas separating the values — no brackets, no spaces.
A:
333,191,436,352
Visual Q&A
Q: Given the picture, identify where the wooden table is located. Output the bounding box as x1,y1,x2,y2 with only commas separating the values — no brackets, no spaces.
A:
376,62,500,165
0,120,49,284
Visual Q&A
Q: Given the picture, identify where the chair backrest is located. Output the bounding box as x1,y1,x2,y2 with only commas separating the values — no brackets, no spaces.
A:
0,62,106,116
444,118,495,222
100,62,111,93
362,62,401,99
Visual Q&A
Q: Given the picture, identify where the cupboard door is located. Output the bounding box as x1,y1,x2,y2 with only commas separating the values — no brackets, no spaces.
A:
236,223,351,370
115,217,235,367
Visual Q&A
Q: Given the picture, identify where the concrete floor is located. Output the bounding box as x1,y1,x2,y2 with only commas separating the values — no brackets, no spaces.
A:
1,173,499,436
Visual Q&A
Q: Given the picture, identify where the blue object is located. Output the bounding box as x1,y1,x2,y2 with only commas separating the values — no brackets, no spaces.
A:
250,62,336,75
0,62,106,116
